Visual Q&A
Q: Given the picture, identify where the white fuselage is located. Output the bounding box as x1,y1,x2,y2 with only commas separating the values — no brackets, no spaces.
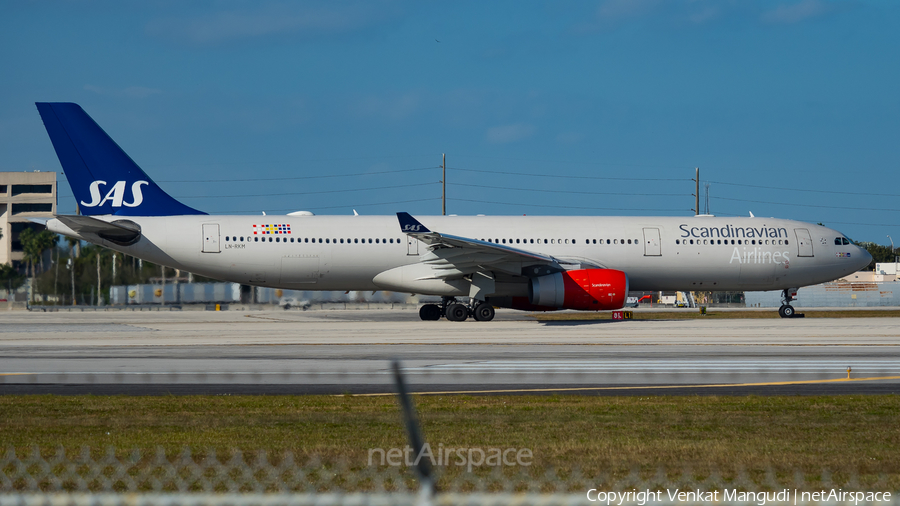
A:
48,214,871,297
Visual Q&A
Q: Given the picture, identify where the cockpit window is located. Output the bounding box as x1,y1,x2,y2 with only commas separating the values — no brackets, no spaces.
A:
835,237,851,245
835,237,842,245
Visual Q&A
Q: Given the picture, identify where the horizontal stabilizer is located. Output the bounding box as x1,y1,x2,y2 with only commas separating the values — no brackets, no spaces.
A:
55,215,142,245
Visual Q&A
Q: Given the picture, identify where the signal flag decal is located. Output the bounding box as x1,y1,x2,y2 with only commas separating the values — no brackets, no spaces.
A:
253,224,292,235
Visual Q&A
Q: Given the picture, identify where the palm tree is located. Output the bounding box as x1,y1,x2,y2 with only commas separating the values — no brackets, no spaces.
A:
19,228,59,303
0,263,24,308
65,236,80,258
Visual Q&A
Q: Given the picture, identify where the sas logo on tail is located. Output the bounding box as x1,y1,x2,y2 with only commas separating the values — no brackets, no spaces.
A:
402,224,423,232
81,180,149,208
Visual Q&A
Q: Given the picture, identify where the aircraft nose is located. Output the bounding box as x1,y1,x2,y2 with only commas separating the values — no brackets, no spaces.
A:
857,246,873,270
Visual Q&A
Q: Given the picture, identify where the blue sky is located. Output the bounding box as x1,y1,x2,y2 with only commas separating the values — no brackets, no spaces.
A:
1,0,898,243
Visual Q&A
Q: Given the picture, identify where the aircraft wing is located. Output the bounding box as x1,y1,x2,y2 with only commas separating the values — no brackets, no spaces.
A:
396,212,559,278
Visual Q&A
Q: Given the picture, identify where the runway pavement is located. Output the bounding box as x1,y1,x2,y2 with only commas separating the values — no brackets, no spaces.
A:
1,308,899,395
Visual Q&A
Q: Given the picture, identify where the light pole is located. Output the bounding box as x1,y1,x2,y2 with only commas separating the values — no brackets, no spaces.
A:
66,257,74,306
889,235,896,264
97,253,101,306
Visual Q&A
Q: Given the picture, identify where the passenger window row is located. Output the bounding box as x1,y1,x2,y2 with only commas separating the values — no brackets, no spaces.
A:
482,238,640,245
224,236,403,244
224,235,795,247
676,239,789,246
587,239,640,245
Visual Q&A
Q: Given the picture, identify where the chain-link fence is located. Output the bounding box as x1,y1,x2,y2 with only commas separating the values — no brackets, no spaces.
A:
3,373,900,505
2,448,417,494
2,447,899,506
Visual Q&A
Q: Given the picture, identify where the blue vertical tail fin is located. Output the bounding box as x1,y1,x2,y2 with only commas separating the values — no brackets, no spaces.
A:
35,102,205,216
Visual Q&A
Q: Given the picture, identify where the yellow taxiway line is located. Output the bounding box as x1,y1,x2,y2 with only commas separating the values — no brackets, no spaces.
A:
351,375,900,397
3,372,897,395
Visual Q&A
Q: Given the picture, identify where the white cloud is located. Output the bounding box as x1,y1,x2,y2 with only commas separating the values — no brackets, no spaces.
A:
84,85,162,98
357,93,421,121
555,132,584,145
577,0,728,31
485,123,536,144
596,0,662,21
580,0,838,30
761,0,828,24
146,3,396,45
688,6,720,25
123,86,163,98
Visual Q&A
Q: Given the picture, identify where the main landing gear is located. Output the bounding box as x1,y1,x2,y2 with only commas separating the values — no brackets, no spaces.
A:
418,297,496,322
778,288,803,318
418,304,442,321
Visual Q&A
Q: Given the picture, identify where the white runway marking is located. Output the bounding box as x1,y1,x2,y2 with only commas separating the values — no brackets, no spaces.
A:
404,359,900,373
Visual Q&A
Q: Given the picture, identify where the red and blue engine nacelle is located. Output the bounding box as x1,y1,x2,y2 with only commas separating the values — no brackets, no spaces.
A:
523,268,629,311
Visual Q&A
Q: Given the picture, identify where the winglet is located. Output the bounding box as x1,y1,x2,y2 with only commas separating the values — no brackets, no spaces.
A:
397,212,431,234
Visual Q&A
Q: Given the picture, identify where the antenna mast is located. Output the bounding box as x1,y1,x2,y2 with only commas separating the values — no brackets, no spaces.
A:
704,182,710,215
692,167,699,215
442,153,446,216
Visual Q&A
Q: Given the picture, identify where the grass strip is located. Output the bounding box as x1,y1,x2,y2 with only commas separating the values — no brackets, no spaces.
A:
1,394,898,489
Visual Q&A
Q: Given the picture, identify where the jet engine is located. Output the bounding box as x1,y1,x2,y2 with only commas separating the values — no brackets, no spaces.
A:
528,268,628,310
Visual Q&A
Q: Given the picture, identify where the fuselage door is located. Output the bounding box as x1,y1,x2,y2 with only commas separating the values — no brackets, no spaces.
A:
643,227,661,256
202,223,220,253
794,228,814,257
407,236,419,256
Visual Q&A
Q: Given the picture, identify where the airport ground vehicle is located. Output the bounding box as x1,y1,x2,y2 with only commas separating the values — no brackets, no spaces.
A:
279,297,311,310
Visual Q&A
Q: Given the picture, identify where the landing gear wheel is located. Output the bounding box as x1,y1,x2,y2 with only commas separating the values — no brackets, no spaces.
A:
446,303,469,322
419,304,441,321
473,303,495,322
779,288,799,318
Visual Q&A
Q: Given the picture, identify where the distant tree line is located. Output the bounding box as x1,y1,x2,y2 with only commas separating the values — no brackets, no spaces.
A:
1,227,220,306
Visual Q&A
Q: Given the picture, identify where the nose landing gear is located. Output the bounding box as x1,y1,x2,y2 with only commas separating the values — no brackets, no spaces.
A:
778,288,803,318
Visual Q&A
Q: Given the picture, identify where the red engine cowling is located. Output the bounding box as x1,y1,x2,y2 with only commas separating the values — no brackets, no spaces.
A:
528,269,628,310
